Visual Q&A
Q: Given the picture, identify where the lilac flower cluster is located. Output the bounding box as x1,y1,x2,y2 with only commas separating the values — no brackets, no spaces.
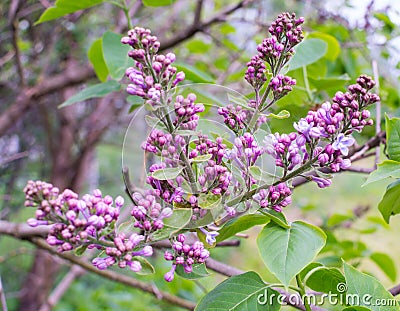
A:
264,75,379,192
257,12,304,69
173,94,205,130
269,74,296,99
122,27,185,104
24,180,157,274
24,182,122,250
129,189,172,233
164,234,210,282
253,183,292,212
245,55,266,89
218,105,267,134
92,233,152,272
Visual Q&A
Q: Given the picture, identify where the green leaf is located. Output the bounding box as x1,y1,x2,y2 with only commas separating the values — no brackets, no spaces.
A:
307,32,341,61
135,256,155,275
126,95,143,112
374,13,396,33
257,221,326,286
305,267,345,294
174,63,215,83
378,179,400,223
175,264,210,280
59,80,121,108
386,115,400,162
327,214,353,227
249,166,275,183
216,214,270,243
309,74,350,91
317,255,343,267
197,193,221,209
287,38,328,71
151,167,183,180
35,0,104,24
363,160,400,186
142,0,176,6
190,154,212,163
195,272,281,311
102,31,131,80
343,261,400,311
186,39,211,54
265,110,290,119
151,208,192,240
298,262,323,281
74,244,88,256
88,38,108,82
370,252,397,282
260,209,290,228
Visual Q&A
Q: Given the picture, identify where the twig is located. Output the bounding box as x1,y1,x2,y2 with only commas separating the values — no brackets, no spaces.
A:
372,60,381,168
161,0,251,51
389,283,400,296
9,0,25,86
22,237,196,310
0,151,30,166
0,276,8,311
0,65,95,137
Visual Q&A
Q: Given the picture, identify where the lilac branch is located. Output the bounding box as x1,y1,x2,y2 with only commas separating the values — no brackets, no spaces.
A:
160,0,251,51
0,222,197,311
0,275,8,311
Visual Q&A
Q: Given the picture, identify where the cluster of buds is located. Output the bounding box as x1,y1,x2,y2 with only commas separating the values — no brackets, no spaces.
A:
245,55,267,89
264,132,303,170
218,105,250,133
269,74,296,99
253,183,292,212
257,13,304,70
92,233,152,272
164,234,210,282
226,133,264,168
122,27,185,104
130,188,173,234
173,94,205,130
264,74,379,191
25,182,123,251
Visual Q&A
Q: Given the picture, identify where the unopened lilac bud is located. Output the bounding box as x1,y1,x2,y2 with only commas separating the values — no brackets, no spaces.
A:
128,260,142,272
164,265,176,282
160,207,173,219
93,189,102,198
177,234,185,243
164,251,174,261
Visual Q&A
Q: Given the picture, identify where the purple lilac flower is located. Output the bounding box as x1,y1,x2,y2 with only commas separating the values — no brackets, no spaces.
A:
164,234,210,281
253,183,292,212
122,27,185,105
332,133,355,156
199,227,219,245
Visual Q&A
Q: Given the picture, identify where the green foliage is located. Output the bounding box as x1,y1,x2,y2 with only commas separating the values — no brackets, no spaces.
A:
59,80,121,108
257,221,326,286
195,272,281,311
102,31,131,80
175,264,210,280
142,0,176,7
363,160,400,185
369,252,397,282
174,63,215,83
378,179,400,223
287,38,327,71
386,115,400,161
304,267,345,294
151,167,184,180
88,38,108,82
216,214,270,242
36,0,104,24
343,261,400,311
197,193,221,209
